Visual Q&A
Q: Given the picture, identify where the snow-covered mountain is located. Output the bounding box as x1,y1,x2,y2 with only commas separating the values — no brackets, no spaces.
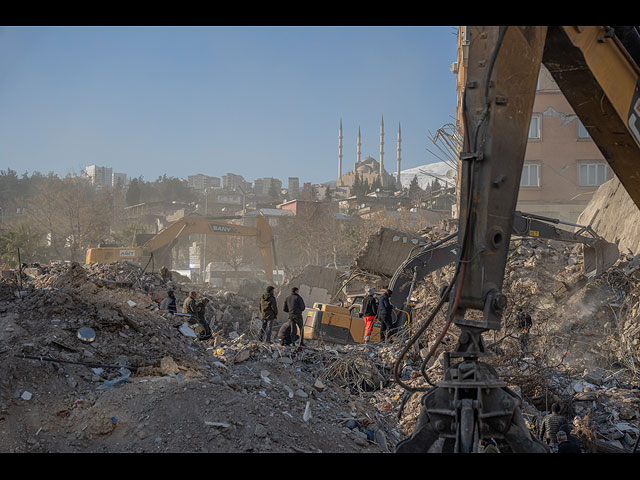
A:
399,161,457,190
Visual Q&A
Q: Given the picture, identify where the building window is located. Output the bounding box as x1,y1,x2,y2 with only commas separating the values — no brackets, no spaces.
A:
529,115,541,139
578,162,607,186
577,120,590,139
521,164,540,187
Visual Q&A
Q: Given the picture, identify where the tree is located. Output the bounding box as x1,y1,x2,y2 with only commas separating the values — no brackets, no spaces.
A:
370,176,382,192
409,175,422,200
28,177,116,262
0,222,47,267
352,173,363,196
126,178,142,206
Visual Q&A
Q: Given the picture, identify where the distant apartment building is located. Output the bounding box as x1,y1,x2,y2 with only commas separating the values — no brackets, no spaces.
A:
253,177,282,196
288,177,300,197
112,172,128,188
222,173,250,191
85,165,112,186
187,174,221,192
454,27,609,223
85,165,128,187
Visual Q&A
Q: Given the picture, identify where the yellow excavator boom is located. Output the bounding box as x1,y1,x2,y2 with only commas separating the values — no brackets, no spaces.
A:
86,214,277,282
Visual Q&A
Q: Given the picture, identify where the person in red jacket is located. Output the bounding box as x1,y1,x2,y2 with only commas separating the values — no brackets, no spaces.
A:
361,287,378,343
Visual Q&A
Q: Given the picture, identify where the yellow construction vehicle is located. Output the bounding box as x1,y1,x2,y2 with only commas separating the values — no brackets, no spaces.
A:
396,26,640,453
86,214,277,282
302,302,382,344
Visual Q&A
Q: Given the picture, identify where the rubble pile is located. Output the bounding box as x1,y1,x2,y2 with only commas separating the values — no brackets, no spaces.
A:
0,262,394,453
362,235,640,452
2,233,640,453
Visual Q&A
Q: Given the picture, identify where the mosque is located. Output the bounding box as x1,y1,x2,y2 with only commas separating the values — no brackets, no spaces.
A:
337,116,401,191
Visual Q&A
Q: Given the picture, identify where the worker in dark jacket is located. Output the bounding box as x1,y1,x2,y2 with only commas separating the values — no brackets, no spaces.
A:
195,297,212,340
283,287,306,351
160,290,177,313
540,403,567,453
361,287,378,343
259,286,278,342
517,308,533,353
378,289,395,342
183,291,198,315
557,423,581,453
276,321,299,346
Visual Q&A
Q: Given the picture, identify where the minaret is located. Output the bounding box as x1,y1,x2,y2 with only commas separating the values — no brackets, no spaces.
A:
396,122,402,189
379,115,385,186
356,126,362,166
338,119,343,186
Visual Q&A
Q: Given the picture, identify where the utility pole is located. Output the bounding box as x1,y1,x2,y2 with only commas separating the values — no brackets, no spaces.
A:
202,188,208,284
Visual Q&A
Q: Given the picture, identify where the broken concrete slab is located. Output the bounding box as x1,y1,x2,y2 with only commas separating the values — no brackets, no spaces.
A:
354,227,427,278
577,177,640,256
277,265,343,308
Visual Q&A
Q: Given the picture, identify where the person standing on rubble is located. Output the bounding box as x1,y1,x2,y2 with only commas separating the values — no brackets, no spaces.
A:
517,309,533,354
183,291,198,315
195,297,212,340
378,289,395,343
361,287,378,343
540,402,567,453
183,290,210,339
160,289,177,313
259,285,278,342
283,287,306,351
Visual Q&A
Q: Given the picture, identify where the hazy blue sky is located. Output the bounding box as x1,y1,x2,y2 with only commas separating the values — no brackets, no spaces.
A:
0,26,458,185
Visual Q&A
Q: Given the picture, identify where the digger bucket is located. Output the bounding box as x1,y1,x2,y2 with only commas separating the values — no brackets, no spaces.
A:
583,240,619,278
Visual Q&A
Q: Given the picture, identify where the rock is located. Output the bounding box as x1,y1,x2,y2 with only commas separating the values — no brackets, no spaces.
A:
160,357,180,375
127,300,137,307
583,369,605,385
232,348,251,364
211,361,229,373
254,424,268,438
21,391,32,401
179,323,197,338
295,389,308,398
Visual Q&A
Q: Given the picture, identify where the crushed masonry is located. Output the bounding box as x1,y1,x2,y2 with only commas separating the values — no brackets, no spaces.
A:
1,234,639,452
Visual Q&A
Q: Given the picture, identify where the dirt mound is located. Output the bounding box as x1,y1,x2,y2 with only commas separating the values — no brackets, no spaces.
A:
0,262,398,453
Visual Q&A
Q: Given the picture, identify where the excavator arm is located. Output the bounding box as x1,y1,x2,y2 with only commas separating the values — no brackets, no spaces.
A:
396,26,640,453
86,214,277,283
389,211,619,318
143,214,277,283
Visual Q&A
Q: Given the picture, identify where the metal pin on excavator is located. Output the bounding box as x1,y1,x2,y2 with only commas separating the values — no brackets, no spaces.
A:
395,26,640,453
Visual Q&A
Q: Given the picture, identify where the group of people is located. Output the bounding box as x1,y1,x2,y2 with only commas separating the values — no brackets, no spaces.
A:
259,285,306,350
258,285,399,348
361,287,396,343
479,402,581,453
159,282,401,348
539,402,581,453
160,289,212,340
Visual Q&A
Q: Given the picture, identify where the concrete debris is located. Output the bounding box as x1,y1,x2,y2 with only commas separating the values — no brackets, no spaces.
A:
2,231,640,454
